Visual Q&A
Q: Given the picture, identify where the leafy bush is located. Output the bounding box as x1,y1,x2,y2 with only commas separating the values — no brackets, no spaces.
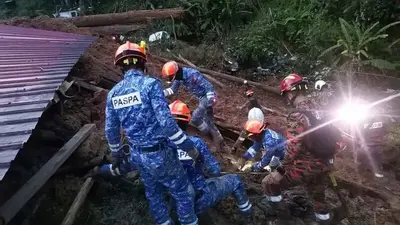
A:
227,0,340,71
320,18,400,70
181,0,254,40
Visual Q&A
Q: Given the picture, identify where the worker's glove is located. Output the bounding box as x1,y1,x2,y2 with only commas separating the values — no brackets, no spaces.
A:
240,161,254,172
263,165,272,172
236,158,246,170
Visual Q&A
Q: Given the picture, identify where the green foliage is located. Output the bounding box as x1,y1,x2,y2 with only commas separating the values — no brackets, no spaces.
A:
181,0,254,39
320,18,400,70
227,0,340,70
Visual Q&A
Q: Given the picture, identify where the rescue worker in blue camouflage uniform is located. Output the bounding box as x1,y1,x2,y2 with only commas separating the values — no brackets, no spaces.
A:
161,61,225,151
105,41,199,225
168,100,255,224
237,120,286,172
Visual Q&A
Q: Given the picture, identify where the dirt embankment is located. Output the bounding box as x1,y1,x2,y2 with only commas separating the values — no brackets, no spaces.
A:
1,16,400,225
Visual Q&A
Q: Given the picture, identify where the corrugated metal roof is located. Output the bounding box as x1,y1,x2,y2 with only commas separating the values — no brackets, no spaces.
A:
0,24,97,180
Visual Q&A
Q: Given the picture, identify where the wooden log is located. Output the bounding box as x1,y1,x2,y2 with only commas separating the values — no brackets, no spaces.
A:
89,24,147,35
176,54,227,89
152,55,281,95
60,170,96,225
70,8,185,27
0,124,96,225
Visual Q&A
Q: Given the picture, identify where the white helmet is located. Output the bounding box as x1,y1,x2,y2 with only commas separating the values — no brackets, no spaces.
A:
248,107,264,122
315,80,327,91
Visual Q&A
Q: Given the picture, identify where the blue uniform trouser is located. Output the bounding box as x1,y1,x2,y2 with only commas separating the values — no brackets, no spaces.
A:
196,174,252,215
191,97,222,141
132,145,198,225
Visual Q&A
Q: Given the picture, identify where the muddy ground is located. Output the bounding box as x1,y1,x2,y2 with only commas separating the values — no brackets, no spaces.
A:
1,16,400,225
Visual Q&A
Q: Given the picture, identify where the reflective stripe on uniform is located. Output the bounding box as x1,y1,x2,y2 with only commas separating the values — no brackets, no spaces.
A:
174,136,187,145
247,147,257,157
206,92,215,97
182,218,198,225
166,88,174,95
157,220,172,225
315,213,330,220
169,130,183,140
169,130,188,145
109,143,121,152
238,200,252,212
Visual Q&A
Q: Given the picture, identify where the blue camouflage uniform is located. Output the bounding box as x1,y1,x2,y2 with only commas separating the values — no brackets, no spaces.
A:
243,129,286,171
105,69,198,225
175,135,252,215
163,68,221,140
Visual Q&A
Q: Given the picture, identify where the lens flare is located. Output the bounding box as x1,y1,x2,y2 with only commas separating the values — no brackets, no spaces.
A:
335,102,369,123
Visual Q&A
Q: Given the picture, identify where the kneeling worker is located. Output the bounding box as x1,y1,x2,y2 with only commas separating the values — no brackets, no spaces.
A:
238,120,286,172
169,100,255,224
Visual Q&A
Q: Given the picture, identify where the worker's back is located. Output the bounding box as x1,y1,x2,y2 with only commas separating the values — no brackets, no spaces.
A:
106,69,170,146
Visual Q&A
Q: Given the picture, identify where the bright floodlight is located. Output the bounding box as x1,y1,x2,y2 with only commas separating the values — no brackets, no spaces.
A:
336,102,369,123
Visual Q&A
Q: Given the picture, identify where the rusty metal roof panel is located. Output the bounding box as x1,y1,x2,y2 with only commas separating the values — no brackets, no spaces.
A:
0,25,97,180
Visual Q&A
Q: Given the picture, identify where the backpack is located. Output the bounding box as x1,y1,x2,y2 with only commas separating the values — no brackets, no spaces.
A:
289,110,341,159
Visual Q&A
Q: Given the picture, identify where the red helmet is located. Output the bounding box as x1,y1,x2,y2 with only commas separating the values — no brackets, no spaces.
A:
280,73,303,95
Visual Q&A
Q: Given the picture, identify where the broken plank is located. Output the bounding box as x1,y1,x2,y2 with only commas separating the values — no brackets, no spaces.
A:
0,124,96,225
60,170,96,225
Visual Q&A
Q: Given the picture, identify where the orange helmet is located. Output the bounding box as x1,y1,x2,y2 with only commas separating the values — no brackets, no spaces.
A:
280,73,304,95
114,41,147,66
162,61,179,78
169,100,191,122
243,120,265,136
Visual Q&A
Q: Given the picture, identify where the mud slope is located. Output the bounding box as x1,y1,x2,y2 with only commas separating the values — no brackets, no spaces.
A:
1,17,399,225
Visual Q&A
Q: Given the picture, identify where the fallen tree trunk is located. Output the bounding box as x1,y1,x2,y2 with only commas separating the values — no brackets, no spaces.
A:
89,24,147,35
152,55,281,95
70,8,185,27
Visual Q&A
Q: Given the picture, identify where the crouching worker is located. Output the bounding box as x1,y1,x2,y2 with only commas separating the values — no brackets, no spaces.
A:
237,120,286,172
257,74,342,225
162,61,225,151
232,90,265,153
169,100,255,224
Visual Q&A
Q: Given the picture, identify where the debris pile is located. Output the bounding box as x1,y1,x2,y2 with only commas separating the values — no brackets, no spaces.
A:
1,14,400,225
